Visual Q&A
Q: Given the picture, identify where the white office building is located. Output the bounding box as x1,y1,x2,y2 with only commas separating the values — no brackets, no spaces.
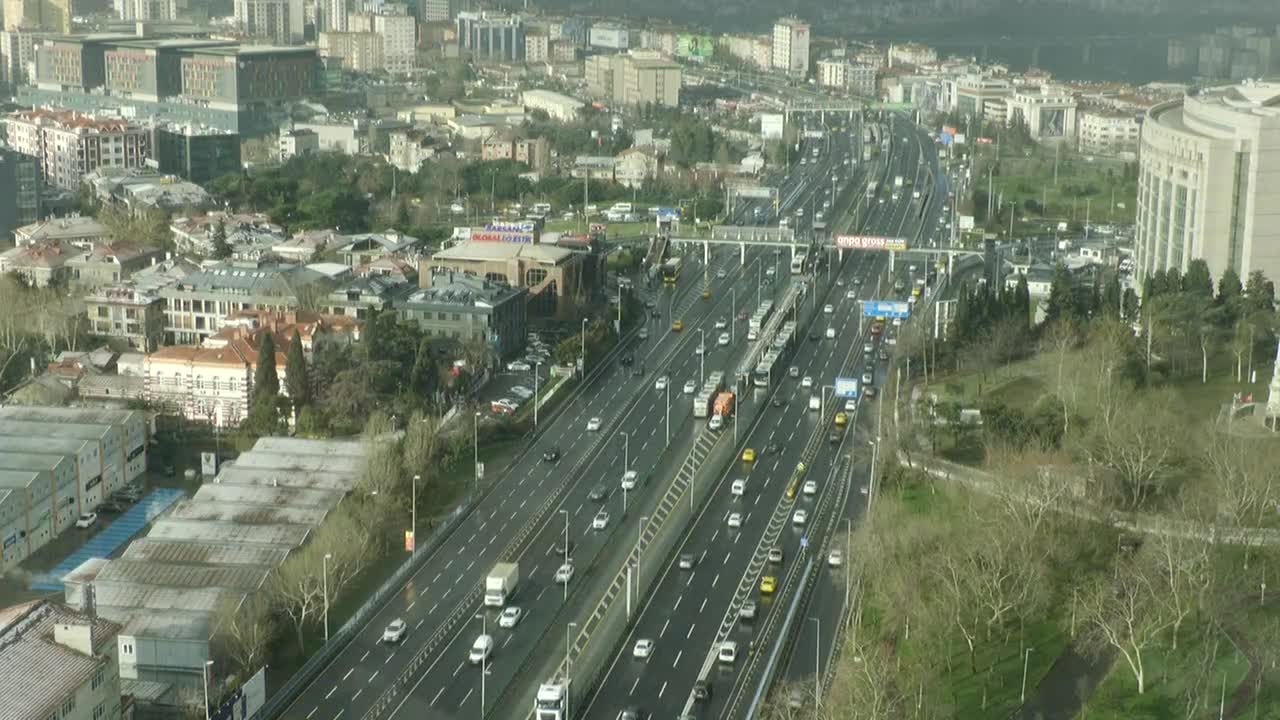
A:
771,17,809,79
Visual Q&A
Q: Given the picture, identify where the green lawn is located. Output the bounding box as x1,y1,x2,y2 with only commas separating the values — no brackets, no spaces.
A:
981,148,1138,230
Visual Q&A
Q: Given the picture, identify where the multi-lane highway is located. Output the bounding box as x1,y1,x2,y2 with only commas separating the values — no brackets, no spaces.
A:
579,113,949,720
279,137,850,720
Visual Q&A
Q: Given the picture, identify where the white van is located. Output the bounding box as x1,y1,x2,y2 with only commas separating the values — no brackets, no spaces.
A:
825,327,836,339
709,414,724,430
732,479,746,497
469,635,494,665
809,395,821,411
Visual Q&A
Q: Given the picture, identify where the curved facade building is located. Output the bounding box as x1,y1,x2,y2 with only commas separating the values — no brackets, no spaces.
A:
1135,81,1280,290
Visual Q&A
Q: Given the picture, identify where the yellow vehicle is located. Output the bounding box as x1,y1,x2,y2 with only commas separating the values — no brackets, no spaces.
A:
875,315,887,324
834,412,847,427
672,319,684,332
760,576,777,595
701,288,712,299
742,448,756,463
911,286,922,298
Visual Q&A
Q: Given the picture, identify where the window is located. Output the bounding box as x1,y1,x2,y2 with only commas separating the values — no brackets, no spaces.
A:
92,667,105,690
92,703,104,720
61,697,75,717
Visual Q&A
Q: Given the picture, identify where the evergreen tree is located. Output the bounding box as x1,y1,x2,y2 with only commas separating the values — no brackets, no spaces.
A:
211,220,232,260
1014,274,1031,321
1217,267,1243,308
1182,259,1214,299
1245,270,1276,313
1122,288,1139,322
285,330,309,411
1164,267,1183,297
953,282,973,343
254,331,279,402
1043,263,1074,324
1102,272,1122,318
410,338,438,398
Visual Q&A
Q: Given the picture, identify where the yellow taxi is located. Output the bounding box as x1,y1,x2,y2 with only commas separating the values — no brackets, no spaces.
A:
911,286,922,298
742,448,756,463
760,576,777,595
875,315,887,324
834,412,847,427
701,288,712,299
672,319,684,332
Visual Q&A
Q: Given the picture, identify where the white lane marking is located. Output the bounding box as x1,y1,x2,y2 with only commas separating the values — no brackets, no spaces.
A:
360,651,370,662
453,660,465,677
325,687,336,700
700,597,707,613
407,601,415,611
673,650,683,667
416,619,424,630
430,687,446,706
306,709,317,720
352,689,362,702
686,623,696,639
461,688,474,706
660,618,670,638
630,678,640,696
342,669,353,681
429,602,439,614
369,670,379,682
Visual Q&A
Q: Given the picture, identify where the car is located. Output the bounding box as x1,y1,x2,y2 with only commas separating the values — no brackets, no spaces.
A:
760,576,777,594
620,354,634,367
498,606,523,628
382,619,408,643
772,395,784,407
589,484,609,502
742,448,756,463
644,299,656,309
728,512,743,528
835,412,848,427
862,372,873,384
739,601,758,620
638,328,649,340
709,414,724,430
592,511,611,530
893,317,903,327
695,344,706,355
621,470,639,490
632,365,645,377
826,327,836,339
768,546,784,564
749,329,759,341
793,509,809,526
714,317,728,330
672,319,684,331
542,448,561,462
803,480,818,496
718,641,738,664
823,304,834,314
801,375,813,388
511,386,534,400
679,553,696,570
617,707,644,720
717,332,730,346
507,360,531,372
701,288,712,299
845,399,858,411
683,380,697,394
828,550,844,568
555,538,576,557
809,332,820,342
864,386,878,398
655,375,669,391
789,366,800,378
633,638,655,659
554,563,575,584
765,442,781,455
887,334,898,346
74,512,97,529
846,289,857,300
739,308,750,321
863,343,874,354
587,417,602,431
97,499,127,513
829,431,842,444
469,635,494,665
879,350,890,361
650,309,662,319
114,485,143,501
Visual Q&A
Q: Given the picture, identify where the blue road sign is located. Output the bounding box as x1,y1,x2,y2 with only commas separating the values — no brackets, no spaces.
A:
861,300,910,319
834,377,860,399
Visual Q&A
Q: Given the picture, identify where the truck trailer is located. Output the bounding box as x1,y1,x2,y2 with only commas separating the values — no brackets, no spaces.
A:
484,562,519,607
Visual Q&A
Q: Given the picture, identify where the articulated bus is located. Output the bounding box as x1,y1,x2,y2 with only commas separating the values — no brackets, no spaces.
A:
661,257,682,286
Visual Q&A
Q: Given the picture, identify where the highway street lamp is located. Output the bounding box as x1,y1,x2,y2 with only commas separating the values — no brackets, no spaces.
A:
809,617,821,711
730,287,736,344
202,659,214,720
581,318,589,374
411,474,419,554
560,509,570,601
1020,647,1035,703
534,361,540,427
566,621,579,718
867,439,879,514
322,552,332,642
637,516,649,589
621,432,630,514
473,412,481,491
664,382,671,448
698,329,706,385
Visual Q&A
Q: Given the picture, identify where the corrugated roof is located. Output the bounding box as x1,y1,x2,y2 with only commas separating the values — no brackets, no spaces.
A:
91,580,238,613
0,600,121,720
211,465,355,492
192,483,342,509
95,559,269,592
165,499,329,526
122,539,290,567
146,519,311,548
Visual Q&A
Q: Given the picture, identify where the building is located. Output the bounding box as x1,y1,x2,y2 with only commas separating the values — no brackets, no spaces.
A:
0,599,123,720
170,211,283,257
3,0,69,31
1,29,38,87
614,146,662,189
771,17,809,79
336,229,418,268
816,58,875,97
395,274,526,357
85,285,166,351
67,242,166,290
1005,85,1077,141
114,0,178,20
319,273,399,319
14,215,110,248
589,22,628,50
158,260,333,344
417,0,448,22
1134,80,1280,292
387,128,437,173
953,74,1012,119
456,11,523,63
423,240,583,313
3,109,151,190
0,147,41,242
585,52,680,107
524,32,548,63
84,167,212,214
321,0,348,31
1077,109,1142,156
0,240,73,286
521,88,583,122
888,42,937,68
278,128,320,160
373,13,415,73
480,134,549,171
152,125,241,184
319,31,383,72
234,0,305,44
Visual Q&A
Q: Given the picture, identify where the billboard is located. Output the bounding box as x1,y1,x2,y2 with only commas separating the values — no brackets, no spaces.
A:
959,214,975,230
472,230,535,243
676,34,715,58
760,113,785,140
834,377,860,399
734,186,774,200
485,221,537,233
834,235,909,252
862,300,911,319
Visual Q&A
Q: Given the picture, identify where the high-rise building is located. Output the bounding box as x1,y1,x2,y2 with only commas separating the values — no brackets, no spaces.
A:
771,17,808,79
1135,81,1280,292
524,31,547,63
234,0,305,44
456,11,523,62
585,52,679,107
373,12,414,72
417,0,447,22
153,125,241,183
113,0,178,21
0,29,38,88
323,0,349,31
319,30,383,71
3,108,150,189
0,147,41,242
3,0,69,32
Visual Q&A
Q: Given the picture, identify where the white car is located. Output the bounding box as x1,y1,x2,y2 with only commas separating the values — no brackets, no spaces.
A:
846,289,857,300
803,480,817,496
683,380,698,394
728,512,743,529
592,511,610,530
714,317,728,329
655,376,669,391
793,509,809,526
718,641,738,664
621,470,638,490
586,417,602,432
75,512,97,529
845,399,857,411
738,601,757,620
717,332,730,346
382,619,407,643
507,360,531,372
747,329,758,341
554,563,575,584
826,327,836,339
511,385,534,400
633,638,655,659
801,376,813,389
709,415,724,430
695,344,706,355
498,606,523,628
893,317,903,327
716,268,728,279
828,550,844,568
862,373,873,384
823,304,834,314
469,635,494,665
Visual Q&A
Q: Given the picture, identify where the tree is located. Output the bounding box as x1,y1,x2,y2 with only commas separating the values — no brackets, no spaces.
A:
1043,263,1075,324
211,220,232,260
1101,272,1122,319
1245,270,1275,314
1084,390,1184,508
268,547,324,652
1078,553,1177,694
253,331,279,402
1217,266,1243,315
1013,274,1031,321
211,594,275,677
1181,259,1214,299
409,338,439,399
284,331,309,415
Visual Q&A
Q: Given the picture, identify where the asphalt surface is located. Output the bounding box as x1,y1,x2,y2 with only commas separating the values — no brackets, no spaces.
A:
579,113,951,720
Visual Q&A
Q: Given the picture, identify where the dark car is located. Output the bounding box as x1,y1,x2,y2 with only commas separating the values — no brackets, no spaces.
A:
809,332,821,342
765,443,780,455
631,365,645,377
644,299,656,309
617,708,644,720
621,354,634,366
864,386,878,398
555,539,576,557
693,680,712,702
650,309,662,319
829,431,842,444
542,448,561,462
589,485,610,502
879,350,890,362
771,396,784,408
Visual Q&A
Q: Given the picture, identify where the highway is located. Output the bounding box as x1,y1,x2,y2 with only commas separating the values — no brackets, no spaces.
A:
280,138,849,720
578,113,946,720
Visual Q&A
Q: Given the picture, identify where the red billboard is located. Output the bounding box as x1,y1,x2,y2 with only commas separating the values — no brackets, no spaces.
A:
471,230,535,243
834,235,909,252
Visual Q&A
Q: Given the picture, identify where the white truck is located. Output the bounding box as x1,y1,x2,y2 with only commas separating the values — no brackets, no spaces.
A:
894,175,904,188
484,562,519,607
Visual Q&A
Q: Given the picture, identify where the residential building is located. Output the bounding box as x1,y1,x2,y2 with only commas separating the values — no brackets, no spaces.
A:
234,0,305,44
0,240,74,286
1077,109,1142,156
0,599,123,720
85,284,166,351
423,241,583,313
816,58,876,97
771,17,809,79
549,39,577,63
480,135,549,171
319,31,383,72
614,146,662,189
1,30,38,87
417,0,449,22
525,32,548,63
1005,85,1077,141
456,11,523,63
387,129,437,173
817,58,845,89
114,0,178,20
1135,80,1280,292
278,128,320,160
521,88,583,122
583,54,617,102
158,260,333,344
272,228,341,263
83,167,213,214
888,42,937,68
954,74,1012,120
3,0,69,31
585,52,680,107
319,274,399,319
322,0,349,30
0,147,41,242
67,243,166,290
570,155,614,181
589,22,628,50
396,274,526,357
14,215,110,248
336,229,418,268
3,109,150,190
373,13,415,73
152,125,241,184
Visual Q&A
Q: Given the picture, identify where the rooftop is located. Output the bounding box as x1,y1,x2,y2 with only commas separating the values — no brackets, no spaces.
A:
0,600,121,720
432,240,575,265
1191,79,1280,117
121,539,291,567
402,274,523,309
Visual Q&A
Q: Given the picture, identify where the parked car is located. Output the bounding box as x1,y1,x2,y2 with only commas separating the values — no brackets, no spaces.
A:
74,512,97,529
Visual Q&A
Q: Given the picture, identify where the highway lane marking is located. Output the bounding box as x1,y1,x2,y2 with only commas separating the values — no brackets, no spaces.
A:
430,687,446,706
700,597,708,613
370,670,380,682
325,687,336,700
384,653,394,665
466,560,475,572
342,669,353,681
351,689,362,702
712,573,720,588
407,601,415,611
630,678,640,696
673,650,683,667
432,573,442,583
461,688,474,706
360,651,370,662
306,709,317,720
686,623,696,640
659,681,667,698
453,660,465,677
502,634,513,648
416,619,424,630
429,602,438,613
536,586,548,602
333,711,344,720
674,595,682,610
444,559,453,569
660,619,670,637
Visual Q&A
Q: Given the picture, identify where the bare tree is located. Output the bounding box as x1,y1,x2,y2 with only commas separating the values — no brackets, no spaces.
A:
824,634,912,720
211,594,276,678
1141,520,1214,650
1083,390,1184,509
984,444,1077,537
1077,554,1175,694
1039,319,1079,434
1201,431,1279,555
268,547,325,652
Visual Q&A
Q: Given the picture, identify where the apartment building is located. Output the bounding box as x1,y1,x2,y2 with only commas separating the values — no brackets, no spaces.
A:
14,215,110,249
0,600,124,720
771,17,809,78
0,241,73,287
3,0,70,31
888,42,937,68
3,109,150,190
278,128,320,160
1077,109,1141,156
480,134,549,171
114,0,178,20
387,129,438,173
0,147,41,242
319,31,384,72
158,260,333,344
1005,85,1077,140
85,285,166,351
395,274,527,358
1,30,38,87
585,52,680,107
521,89,583,122
525,32,548,63
374,13,415,73
234,0,305,44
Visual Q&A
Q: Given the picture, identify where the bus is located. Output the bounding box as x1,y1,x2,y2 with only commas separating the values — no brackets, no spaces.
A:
661,257,682,286
790,251,808,275
866,181,877,201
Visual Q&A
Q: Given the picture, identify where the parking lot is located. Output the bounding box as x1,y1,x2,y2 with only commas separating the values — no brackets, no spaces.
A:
477,332,558,418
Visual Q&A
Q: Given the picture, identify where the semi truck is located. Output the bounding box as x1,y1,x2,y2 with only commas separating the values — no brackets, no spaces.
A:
484,562,519,607
894,175,904,188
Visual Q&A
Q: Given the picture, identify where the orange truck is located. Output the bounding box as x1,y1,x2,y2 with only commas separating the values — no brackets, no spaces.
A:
713,391,736,418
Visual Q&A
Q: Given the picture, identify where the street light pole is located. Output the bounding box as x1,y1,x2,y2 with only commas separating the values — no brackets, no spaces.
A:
867,439,879,514
202,659,214,720
581,318,588,374
411,475,419,553
1021,647,1035,703
731,287,736,344
637,516,648,589
322,552,332,641
476,613,487,716
473,412,480,491
664,382,670,447
566,621,579,718
561,509,570,601
534,361,540,427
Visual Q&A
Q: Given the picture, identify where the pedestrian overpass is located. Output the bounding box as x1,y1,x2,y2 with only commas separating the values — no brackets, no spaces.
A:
670,225,983,272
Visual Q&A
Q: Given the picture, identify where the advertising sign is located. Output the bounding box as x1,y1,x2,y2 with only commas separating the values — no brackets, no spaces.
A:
760,113,785,140
655,207,680,219
589,223,607,235
834,235,909,252
834,377,860,399
942,125,958,136
959,214,975,230
472,230,535,243
485,221,537,233
676,33,715,58
938,132,953,146
201,452,217,478
734,186,774,200
976,137,994,145
3,534,15,549
862,300,911,319
404,530,415,552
